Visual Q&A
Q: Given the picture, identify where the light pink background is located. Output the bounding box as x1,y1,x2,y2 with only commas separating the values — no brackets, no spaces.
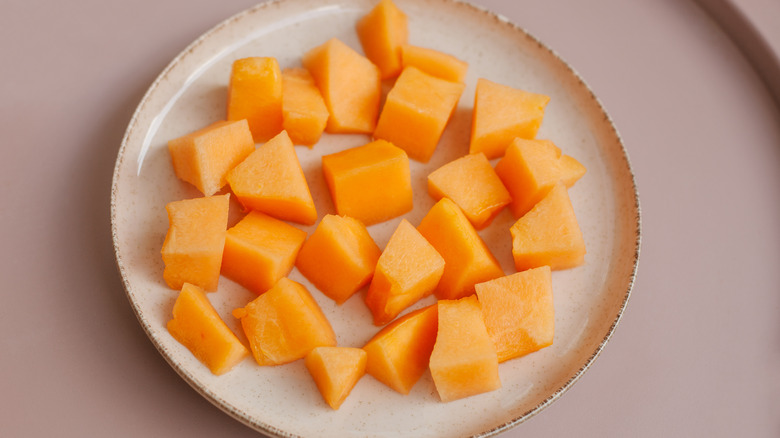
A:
2,0,778,437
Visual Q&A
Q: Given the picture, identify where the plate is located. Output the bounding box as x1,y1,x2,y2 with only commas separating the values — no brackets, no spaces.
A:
110,0,640,436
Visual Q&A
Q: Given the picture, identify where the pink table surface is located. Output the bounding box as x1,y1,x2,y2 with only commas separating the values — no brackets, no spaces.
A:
2,0,778,436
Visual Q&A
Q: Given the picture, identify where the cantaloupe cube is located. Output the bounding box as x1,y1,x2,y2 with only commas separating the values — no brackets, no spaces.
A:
233,277,336,366
365,219,445,325
362,304,438,394
226,130,317,225
429,296,501,402
427,152,511,230
470,78,550,159
302,38,381,134
221,211,307,295
322,140,412,225
167,282,249,375
510,183,586,271
400,44,468,83
161,194,230,291
167,119,255,196
356,0,408,79
495,138,586,218
417,198,503,300
305,346,367,410
475,266,554,363
373,67,465,163
281,67,329,146
227,57,283,143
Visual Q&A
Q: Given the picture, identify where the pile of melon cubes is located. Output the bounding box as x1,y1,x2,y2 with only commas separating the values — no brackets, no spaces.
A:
162,0,587,410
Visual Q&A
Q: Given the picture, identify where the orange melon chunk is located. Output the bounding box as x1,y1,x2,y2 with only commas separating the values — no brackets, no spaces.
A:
373,67,465,163
322,139,412,225
227,57,283,143
226,130,317,225
362,304,438,394
221,211,307,295
365,219,445,325
475,266,554,363
281,67,329,146
417,198,503,300
302,38,381,133
427,152,511,230
470,78,550,159
429,296,501,402
495,138,586,218
161,194,229,291
167,119,254,196
167,283,249,375
305,346,367,410
400,44,468,83
295,214,381,304
510,183,586,271
233,277,336,366
356,0,408,79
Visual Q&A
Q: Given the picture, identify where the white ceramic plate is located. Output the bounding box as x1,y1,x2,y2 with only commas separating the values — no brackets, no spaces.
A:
111,0,640,436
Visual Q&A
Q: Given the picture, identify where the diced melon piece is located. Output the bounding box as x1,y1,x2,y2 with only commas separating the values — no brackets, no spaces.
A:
161,194,230,291
221,211,307,295
510,183,586,271
356,0,408,79
305,346,367,410
296,214,381,304
281,67,329,146
366,219,444,325
226,130,317,225
475,266,554,363
233,277,336,366
167,283,249,375
400,44,468,83
167,120,255,196
373,67,465,163
429,296,501,402
322,140,412,225
362,304,438,394
469,78,550,159
427,152,511,230
495,138,586,218
417,198,503,300
302,38,381,133
227,57,283,143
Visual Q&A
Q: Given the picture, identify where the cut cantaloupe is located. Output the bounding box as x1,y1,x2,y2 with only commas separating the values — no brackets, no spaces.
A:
226,130,317,225
356,0,408,79
227,57,283,143
510,183,586,271
281,67,329,146
470,78,550,159
322,139,413,226
305,346,367,410
167,119,255,196
295,214,382,304
161,194,230,292
373,66,465,163
495,138,586,218
362,304,438,394
429,296,501,402
400,44,468,83
475,266,554,363
233,277,336,366
365,219,445,325
221,211,307,295
302,38,381,134
427,152,511,230
167,282,249,375
417,198,503,300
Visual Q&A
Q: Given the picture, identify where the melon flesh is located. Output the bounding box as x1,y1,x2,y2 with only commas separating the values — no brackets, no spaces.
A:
305,346,367,410
281,67,329,146
227,57,283,143
356,0,408,79
400,44,468,83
